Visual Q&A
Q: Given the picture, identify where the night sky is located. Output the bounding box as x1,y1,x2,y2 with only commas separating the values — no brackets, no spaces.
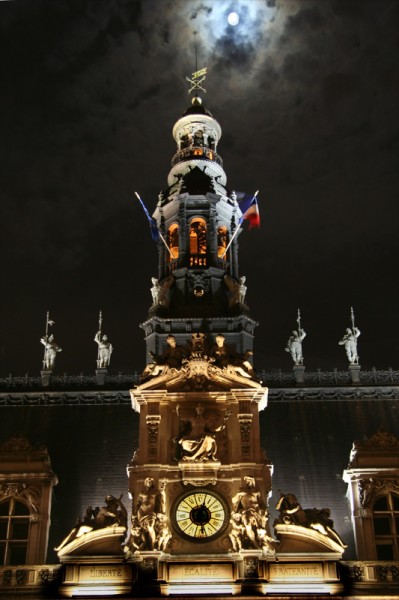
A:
1,0,398,377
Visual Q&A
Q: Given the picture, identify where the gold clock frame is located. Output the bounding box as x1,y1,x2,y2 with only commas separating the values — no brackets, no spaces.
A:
172,488,229,542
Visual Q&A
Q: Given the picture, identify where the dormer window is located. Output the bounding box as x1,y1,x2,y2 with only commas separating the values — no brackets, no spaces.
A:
0,498,30,565
373,493,399,560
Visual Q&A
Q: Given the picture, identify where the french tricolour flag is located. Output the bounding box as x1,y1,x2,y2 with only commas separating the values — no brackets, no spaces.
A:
236,191,260,229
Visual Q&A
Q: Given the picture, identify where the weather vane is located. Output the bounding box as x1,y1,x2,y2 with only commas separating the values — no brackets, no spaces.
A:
186,67,207,95
186,30,207,95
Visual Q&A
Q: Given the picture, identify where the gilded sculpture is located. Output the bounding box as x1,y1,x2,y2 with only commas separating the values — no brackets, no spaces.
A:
55,494,127,552
174,403,230,462
126,478,171,554
231,476,276,555
274,492,346,548
140,332,258,386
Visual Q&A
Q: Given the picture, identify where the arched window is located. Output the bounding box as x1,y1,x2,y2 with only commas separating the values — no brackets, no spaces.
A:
167,223,179,261
217,226,228,259
373,493,399,560
0,498,30,565
189,218,207,267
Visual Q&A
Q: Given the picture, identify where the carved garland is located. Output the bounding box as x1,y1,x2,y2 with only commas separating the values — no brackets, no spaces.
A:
238,414,252,458
358,478,399,508
0,483,41,513
364,428,399,449
146,415,161,461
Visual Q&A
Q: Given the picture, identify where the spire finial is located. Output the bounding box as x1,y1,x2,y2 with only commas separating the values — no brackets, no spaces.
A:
186,30,207,96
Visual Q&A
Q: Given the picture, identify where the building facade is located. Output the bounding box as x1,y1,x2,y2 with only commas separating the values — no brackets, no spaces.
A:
0,91,398,598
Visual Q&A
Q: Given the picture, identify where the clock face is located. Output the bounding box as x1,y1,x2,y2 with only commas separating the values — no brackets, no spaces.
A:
173,490,229,541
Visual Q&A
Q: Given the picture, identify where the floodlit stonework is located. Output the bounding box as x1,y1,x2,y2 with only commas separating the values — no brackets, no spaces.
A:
1,88,398,599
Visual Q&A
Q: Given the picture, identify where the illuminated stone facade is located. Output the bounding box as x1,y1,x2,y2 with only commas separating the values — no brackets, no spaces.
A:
0,94,398,597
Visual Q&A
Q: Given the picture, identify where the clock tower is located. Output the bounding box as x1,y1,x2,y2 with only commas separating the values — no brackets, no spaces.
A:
126,82,275,595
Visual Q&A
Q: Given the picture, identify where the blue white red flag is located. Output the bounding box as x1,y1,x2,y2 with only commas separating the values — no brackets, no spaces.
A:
135,192,159,242
236,191,260,229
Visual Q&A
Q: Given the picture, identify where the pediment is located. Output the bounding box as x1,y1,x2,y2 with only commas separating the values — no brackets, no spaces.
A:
274,524,346,557
137,358,262,392
56,526,127,559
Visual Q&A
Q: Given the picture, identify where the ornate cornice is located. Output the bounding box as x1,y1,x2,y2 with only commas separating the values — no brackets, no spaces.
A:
0,370,398,405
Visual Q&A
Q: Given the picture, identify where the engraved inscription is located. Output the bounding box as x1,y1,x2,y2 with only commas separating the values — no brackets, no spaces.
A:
270,563,323,581
79,566,131,582
169,563,232,582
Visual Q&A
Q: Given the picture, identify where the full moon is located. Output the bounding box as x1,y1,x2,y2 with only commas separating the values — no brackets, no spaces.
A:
227,12,239,26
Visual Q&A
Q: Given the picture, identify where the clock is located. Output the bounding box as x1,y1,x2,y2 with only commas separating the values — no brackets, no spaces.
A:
173,489,229,541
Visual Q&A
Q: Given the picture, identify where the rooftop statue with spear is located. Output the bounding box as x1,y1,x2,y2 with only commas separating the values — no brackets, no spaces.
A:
339,306,361,365
285,308,306,365
40,311,62,370
94,310,113,369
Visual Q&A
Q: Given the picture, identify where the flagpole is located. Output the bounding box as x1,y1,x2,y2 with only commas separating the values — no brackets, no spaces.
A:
159,231,176,259
134,191,176,259
221,191,259,259
221,219,242,259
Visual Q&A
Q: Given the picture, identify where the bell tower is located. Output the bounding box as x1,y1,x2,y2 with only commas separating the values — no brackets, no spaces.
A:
141,91,257,362
126,77,276,596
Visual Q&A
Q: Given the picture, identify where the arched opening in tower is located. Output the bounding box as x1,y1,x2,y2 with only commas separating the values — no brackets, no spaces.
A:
189,218,207,267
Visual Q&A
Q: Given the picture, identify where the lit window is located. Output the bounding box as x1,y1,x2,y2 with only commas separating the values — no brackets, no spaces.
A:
0,499,30,565
217,226,228,259
189,218,207,266
373,493,399,560
167,223,179,261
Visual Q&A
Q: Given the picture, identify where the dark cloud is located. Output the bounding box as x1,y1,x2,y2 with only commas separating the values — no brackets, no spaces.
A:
1,0,398,375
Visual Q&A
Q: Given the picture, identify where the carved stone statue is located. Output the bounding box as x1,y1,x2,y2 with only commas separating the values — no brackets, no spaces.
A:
231,476,276,554
154,513,172,551
175,403,229,462
224,274,248,307
210,334,255,379
339,327,361,364
159,274,174,307
127,478,171,553
359,478,376,508
94,331,113,368
95,494,128,528
229,512,245,552
274,492,346,548
238,276,247,304
285,329,306,365
40,334,62,370
142,335,186,379
150,277,161,305
55,494,127,552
